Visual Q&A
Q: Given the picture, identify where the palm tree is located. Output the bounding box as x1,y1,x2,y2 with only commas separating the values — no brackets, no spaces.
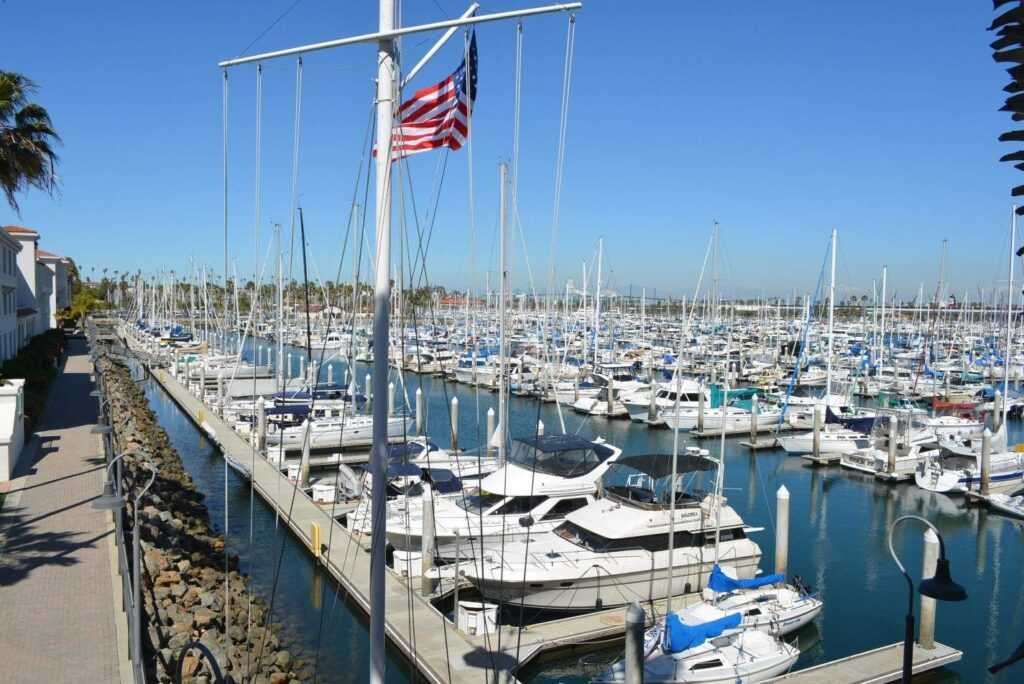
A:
0,71,60,213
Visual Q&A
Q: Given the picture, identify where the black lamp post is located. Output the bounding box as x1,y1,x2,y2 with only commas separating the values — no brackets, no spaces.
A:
887,514,967,684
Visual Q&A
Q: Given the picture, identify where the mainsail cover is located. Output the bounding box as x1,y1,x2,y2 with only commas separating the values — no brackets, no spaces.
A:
664,612,742,653
707,564,784,593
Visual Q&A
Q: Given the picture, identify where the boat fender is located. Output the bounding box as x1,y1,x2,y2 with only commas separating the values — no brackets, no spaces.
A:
519,515,535,528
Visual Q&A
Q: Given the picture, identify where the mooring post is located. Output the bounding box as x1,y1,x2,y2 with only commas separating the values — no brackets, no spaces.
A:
607,380,615,417
887,417,898,475
750,393,759,444
327,363,334,385
415,387,424,436
450,396,460,452
919,528,939,649
256,399,267,452
775,485,789,576
387,381,395,418
647,377,658,422
287,352,293,380
573,373,580,403
299,421,311,489
994,390,1003,433
624,601,646,684
537,419,544,437
697,385,706,433
199,365,207,402
184,358,191,393
299,355,306,384
812,404,822,459
216,372,225,416
421,482,436,595
365,373,372,414
486,407,496,456
452,529,461,624
981,428,992,497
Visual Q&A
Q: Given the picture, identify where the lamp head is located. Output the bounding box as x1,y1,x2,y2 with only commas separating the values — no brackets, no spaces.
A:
91,479,125,511
919,558,967,602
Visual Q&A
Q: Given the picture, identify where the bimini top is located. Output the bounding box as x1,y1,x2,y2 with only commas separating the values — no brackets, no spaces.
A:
664,612,741,654
507,435,615,478
707,564,784,594
387,440,440,460
612,452,716,481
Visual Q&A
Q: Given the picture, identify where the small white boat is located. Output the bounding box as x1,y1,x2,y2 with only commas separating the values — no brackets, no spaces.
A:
777,425,869,455
593,613,799,683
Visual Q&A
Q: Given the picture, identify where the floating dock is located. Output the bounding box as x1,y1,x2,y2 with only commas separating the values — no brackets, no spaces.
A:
766,641,962,683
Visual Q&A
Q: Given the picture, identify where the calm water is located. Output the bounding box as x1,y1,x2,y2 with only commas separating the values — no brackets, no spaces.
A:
142,341,1024,683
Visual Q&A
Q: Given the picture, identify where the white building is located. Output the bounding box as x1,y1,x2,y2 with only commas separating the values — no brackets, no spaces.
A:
37,251,70,329
0,229,22,363
4,225,41,344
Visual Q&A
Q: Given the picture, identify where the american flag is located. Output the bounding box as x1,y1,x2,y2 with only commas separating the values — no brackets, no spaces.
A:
389,33,478,160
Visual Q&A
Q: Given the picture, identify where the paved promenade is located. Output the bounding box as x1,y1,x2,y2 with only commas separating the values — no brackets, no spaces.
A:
0,338,125,683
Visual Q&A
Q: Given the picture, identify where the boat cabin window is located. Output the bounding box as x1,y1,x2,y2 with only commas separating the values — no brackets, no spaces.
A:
554,521,699,553
704,528,746,544
690,659,723,671
506,440,614,478
541,497,589,521
494,496,548,516
455,491,504,514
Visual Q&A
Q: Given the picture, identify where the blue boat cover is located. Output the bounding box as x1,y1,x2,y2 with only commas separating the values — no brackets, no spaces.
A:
664,612,742,653
707,564,784,593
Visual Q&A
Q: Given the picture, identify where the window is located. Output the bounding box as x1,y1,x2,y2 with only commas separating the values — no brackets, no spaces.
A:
690,659,723,671
541,498,589,521
494,495,547,516
454,490,505,514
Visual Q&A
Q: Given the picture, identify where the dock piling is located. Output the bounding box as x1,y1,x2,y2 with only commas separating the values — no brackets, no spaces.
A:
299,422,311,488
450,396,459,451
776,485,789,576
994,391,1003,432
750,394,759,444
365,373,372,413
487,407,496,456
981,428,992,496
257,400,266,451
919,528,939,650
887,419,897,475
624,601,645,684
421,483,437,595
327,363,334,385
697,386,705,433
812,404,822,459
388,381,395,418
416,388,424,435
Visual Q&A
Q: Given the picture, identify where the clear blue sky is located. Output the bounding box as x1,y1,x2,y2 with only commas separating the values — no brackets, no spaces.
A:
2,1,1020,302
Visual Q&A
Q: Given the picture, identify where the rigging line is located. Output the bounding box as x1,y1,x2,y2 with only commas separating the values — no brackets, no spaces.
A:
220,67,233,669
246,62,264,676
237,0,304,58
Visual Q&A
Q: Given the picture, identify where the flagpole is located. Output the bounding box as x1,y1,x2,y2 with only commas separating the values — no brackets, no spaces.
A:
369,1,396,682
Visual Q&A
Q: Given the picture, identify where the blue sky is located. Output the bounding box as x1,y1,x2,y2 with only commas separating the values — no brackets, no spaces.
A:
2,1,1020,301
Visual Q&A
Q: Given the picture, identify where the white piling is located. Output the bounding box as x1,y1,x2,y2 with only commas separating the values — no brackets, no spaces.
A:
256,400,267,452
812,404,822,459
421,483,436,595
486,407,496,456
388,381,395,418
415,387,424,436
299,421,311,489
697,386,706,433
537,419,544,437
887,418,897,475
919,528,939,650
981,428,992,496
365,373,372,414
450,396,460,452
624,601,646,684
327,363,334,385
287,352,293,380
775,485,790,576
750,393,759,444
994,390,1003,433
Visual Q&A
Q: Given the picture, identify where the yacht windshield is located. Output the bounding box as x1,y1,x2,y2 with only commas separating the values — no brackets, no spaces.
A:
454,490,504,514
506,437,614,478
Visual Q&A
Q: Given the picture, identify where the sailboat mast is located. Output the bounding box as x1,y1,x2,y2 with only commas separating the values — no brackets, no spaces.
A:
825,229,837,398
594,237,602,367
368,1,396,680
1004,206,1016,431
879,265,887,377
498,162,509,462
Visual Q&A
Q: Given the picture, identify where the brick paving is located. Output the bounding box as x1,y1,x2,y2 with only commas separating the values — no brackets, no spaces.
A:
0,338,121,683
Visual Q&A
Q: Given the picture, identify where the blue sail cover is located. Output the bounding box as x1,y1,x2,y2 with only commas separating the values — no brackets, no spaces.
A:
664,612,742,653
707,564,784,593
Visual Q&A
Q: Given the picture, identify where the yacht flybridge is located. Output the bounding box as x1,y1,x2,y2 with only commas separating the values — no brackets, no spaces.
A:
384,434,622,559
463,451,762,612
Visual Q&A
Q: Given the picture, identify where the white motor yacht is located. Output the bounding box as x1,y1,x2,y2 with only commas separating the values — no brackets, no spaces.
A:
463,452,762,612
384,434,622,559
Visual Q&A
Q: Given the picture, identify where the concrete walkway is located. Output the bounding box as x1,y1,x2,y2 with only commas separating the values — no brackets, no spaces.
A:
0,338,126,683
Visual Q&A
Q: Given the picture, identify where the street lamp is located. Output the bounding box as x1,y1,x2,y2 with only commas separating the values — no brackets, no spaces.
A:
888,514,967,684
